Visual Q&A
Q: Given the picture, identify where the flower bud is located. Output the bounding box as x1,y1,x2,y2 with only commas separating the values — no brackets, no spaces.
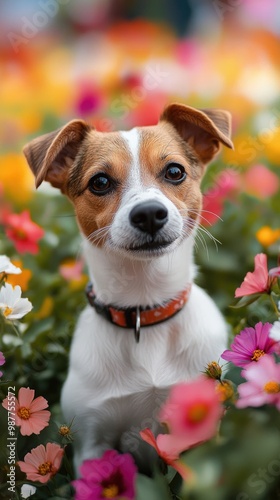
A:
205,361,222,380
216,379,235,403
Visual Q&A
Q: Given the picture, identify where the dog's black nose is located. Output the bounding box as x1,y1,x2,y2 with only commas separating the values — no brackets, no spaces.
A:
129,201,168,236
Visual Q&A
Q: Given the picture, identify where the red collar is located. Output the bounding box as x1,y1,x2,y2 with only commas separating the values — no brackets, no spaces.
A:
86,283,191,343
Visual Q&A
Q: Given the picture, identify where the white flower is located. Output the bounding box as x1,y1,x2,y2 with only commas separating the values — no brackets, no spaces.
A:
269,301,280,342
270,320,280,342
21,484,36,498
0,283,32,319
0,255,21,275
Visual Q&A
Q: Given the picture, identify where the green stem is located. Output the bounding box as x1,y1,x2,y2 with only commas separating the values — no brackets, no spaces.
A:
0,275,6,287
63,447,74,479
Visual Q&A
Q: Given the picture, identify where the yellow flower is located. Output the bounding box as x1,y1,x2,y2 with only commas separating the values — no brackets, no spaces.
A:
264,128,280,166
68,275,88,292
36,297,54,320
0,153,34,203
256,226,280,247
18,111,42,135
222,133,260,168
6,260,32,292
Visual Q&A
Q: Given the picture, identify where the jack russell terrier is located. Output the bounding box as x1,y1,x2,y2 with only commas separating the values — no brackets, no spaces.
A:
24,103,233,474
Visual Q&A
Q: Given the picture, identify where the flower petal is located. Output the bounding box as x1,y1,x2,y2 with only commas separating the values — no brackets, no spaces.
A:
235,253,269,297
18,387,35,408
30,396,49,412
45,443,64,470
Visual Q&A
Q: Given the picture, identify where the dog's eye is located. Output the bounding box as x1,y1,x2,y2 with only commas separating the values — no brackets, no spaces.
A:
164,164,186,184
88,174,112,195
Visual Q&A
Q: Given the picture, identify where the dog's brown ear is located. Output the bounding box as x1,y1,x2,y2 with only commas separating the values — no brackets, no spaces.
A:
23,120,92,190
160,103,233,165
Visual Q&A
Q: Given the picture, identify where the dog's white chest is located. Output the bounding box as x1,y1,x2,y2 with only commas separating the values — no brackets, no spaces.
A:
61,283,227,473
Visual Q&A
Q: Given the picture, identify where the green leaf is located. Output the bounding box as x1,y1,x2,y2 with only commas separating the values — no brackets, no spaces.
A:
23,317,54,342
230,293,262,309
136,472,173,500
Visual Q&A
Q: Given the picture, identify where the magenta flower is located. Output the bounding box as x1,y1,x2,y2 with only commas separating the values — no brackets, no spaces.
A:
0,351,5,378
236,355,280,409
221,322,276,368
235,253,280,298
73,450,137,500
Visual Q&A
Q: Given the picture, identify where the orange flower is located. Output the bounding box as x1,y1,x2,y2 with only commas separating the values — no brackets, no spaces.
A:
18,443,64,484
6,260,32,292
256,226,280,247
2,387,50,436
264,128,280,166
0,153,34,203
35,297,54,320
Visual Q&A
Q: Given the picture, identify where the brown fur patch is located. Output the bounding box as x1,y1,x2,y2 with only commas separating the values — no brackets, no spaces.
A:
137,123,203,223
67,131,132,242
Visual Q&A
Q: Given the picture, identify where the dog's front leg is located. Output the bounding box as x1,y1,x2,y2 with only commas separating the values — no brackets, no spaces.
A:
61,375,120,476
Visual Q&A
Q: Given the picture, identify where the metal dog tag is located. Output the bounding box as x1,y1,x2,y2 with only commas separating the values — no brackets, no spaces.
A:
134,306,141,343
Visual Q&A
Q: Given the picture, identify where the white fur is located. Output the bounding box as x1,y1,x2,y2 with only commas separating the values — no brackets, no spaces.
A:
61,128,228,475
120,128,142,190
110,129,183,256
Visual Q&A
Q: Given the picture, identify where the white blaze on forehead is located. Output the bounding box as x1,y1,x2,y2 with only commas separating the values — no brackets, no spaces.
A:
120,128,142,188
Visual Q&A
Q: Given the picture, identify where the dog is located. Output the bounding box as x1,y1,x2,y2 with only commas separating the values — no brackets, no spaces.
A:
23,103,233,474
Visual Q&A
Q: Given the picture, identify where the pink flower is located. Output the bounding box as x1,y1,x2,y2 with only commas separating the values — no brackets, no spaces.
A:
59,259,84,281
159,377,223,448
236,355,280,410
0,351,5,378
73,450,137,500
4,210,44,254
221,322,276,367
202,169,240,226
140,428,194,480
235,253,270,297
18,443,64,484
202,195,223,226
2,387,50,435
243,164,279,199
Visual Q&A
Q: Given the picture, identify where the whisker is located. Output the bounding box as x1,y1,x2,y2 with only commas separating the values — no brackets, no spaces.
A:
194,229,209,258
178,207,223,224
183,216,221,255
199,209,223,222
87,226,111,246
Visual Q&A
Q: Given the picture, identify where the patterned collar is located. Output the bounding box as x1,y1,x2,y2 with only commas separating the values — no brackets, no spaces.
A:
86,283,191,343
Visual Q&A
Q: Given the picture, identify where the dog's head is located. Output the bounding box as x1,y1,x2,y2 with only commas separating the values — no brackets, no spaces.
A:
24,103,233,259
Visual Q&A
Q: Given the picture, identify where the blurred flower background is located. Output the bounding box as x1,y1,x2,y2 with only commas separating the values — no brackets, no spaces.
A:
0,1,280,499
